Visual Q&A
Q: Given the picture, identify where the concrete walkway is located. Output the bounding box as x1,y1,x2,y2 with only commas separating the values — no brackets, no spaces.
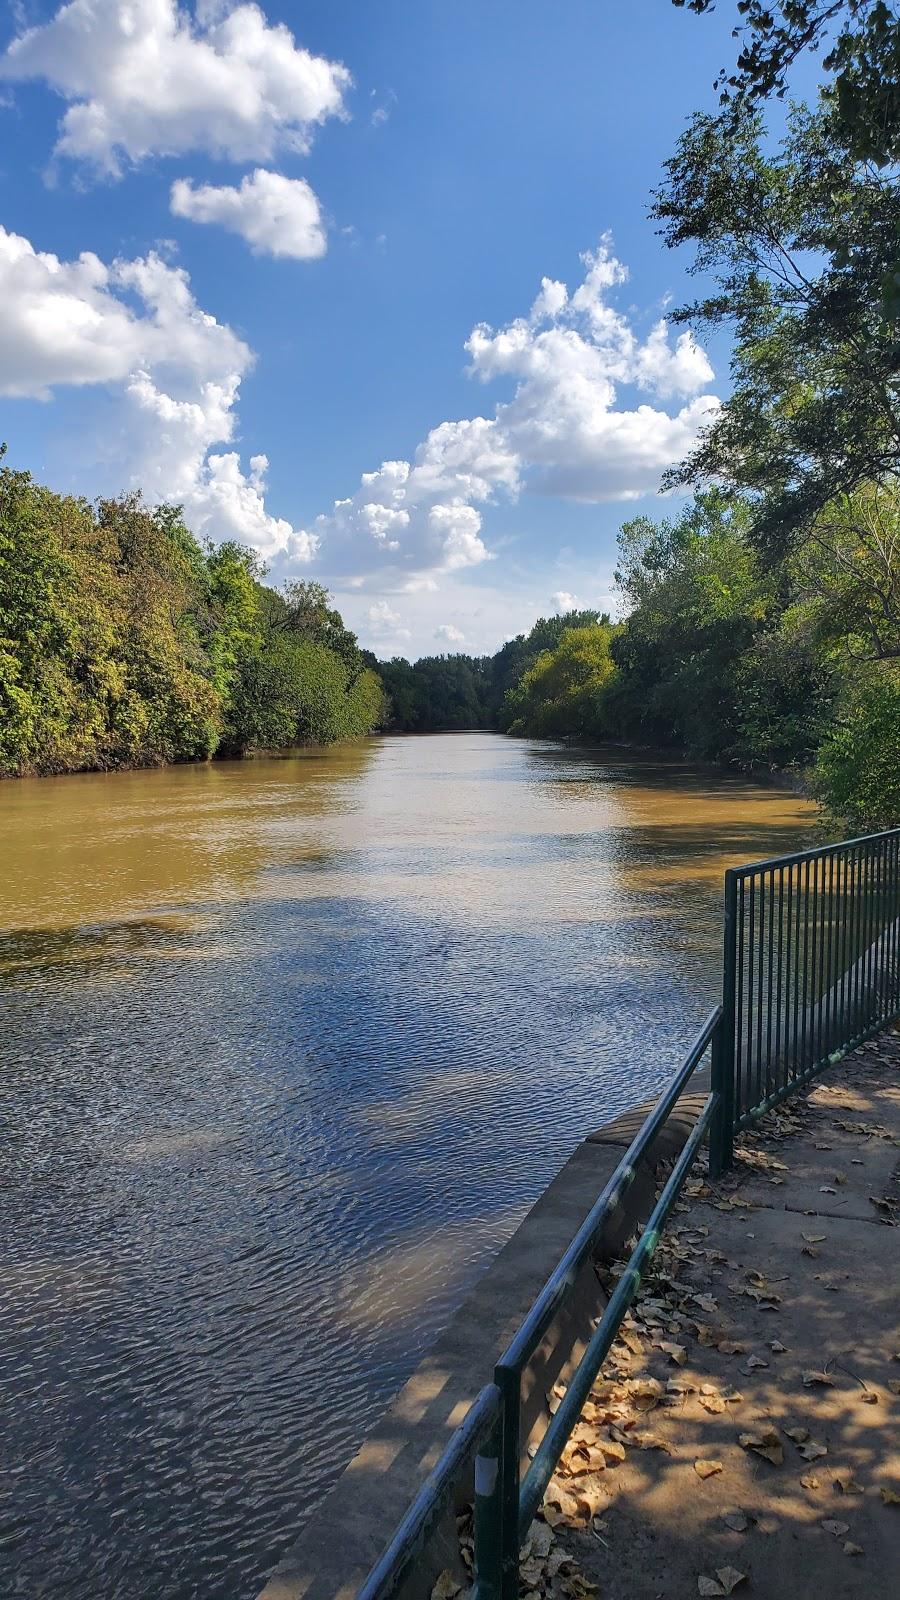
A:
507,1028,900,1600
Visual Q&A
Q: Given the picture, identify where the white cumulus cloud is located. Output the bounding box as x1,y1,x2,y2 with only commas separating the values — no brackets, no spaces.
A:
551,591,579,614
170,169,326,259
435,623,466,645
0,222,305,559
0,0,351,175
296,236,718,587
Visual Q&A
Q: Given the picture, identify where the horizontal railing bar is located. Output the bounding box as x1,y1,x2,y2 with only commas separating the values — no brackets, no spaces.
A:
730,827,900,881
517,1092,718,1536
496,1006,722,1379
356,1383,501,1600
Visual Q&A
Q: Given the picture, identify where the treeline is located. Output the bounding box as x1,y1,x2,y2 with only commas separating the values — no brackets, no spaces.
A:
378,486,900,832
377,610,608,734
0,461,386,777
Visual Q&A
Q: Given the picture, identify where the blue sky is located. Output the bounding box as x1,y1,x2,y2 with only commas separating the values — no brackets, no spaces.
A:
1,2,782,656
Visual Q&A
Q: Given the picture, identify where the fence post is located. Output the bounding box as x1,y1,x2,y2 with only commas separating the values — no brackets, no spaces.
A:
472,1398,503,1600
493,1363,521,1600
710,868,737,1176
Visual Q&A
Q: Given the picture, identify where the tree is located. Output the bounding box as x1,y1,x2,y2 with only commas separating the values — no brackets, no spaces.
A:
607,490,832,765
277,579,363,673
653,101,900,551
0,461,387,774
673,1,900,164
504,624,619,738
813,663,900,828
491,610,606,724
789,480,900,662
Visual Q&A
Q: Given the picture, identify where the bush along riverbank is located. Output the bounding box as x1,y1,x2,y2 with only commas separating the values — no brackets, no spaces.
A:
378,489,900,835
0,460,387,777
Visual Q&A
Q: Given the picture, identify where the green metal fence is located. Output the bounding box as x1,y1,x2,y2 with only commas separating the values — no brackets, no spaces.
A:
356,825,900,1600
709,825,900,1173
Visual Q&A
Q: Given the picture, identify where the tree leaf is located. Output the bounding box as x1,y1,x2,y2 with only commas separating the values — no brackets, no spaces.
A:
799,1439,828,1461
715,1568,747,1594
431,1573,461,1600
739,1428,783,1465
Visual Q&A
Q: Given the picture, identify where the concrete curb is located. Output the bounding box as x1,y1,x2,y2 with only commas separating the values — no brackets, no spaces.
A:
255,1088,708,1600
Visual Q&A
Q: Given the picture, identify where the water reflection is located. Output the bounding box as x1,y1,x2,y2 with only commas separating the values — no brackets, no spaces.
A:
0,735,815,1600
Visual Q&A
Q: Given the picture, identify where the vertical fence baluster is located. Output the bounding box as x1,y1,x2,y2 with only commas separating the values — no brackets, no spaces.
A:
813,857,819,1068
851,851,858,1036
825,850,836,1053
836,848,844,1043
493,1364,520,1600
771,870,778,1094
711,871,737,1174
800,864,810,1075
749,876,762,1113
792,860,802,1087
892,835,897,1010
766,868,777,1098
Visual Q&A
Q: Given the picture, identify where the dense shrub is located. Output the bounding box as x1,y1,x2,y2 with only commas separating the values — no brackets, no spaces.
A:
0,463,386,777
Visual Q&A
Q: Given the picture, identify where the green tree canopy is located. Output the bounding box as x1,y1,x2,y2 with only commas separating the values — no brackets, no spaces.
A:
673,0,900,165
653,99,900,551
503,623,619,738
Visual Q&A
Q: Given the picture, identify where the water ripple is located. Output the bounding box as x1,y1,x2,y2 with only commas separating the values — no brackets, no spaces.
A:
0,737,814,1599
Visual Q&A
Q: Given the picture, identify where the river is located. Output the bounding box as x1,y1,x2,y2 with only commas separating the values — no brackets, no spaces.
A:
0,734,816,1599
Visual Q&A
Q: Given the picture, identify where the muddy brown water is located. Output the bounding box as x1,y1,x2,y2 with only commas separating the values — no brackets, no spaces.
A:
0,734,816,1599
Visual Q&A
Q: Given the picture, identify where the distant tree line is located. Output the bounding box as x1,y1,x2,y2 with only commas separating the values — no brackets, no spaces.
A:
377,483,900,833
0,458,386,777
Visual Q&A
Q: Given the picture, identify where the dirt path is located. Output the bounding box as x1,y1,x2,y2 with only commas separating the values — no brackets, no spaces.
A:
450,1028,900,1600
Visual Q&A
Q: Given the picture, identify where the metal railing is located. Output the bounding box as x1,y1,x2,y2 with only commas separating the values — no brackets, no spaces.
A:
356,826,900,1600
710,826,900,1173
357,1008,722,1600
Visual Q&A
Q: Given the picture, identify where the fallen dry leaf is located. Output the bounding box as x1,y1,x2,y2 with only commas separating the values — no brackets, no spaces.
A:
803,1370,835,1387
743,1355,769,1371
698,1579,724,1597
832,1469,863,1494
821,1520,850,1537
887,1379,900,1395
431,1573,461,1600
785,1427,810,1444
716,1568,747,1594
880,1487,900,1506
739,1428,783,1465
799,1439,829,1462
769,1340,787,1353
842,1542,864,1556
722,1511,751,1532
628,1377,664,1412
660,1341,687,1366
694,1459,724,1479
801,1473,821,1490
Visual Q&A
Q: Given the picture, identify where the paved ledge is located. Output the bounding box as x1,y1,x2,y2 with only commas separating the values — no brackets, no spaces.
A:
256,1088,708,1600
549,1027,900,1600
